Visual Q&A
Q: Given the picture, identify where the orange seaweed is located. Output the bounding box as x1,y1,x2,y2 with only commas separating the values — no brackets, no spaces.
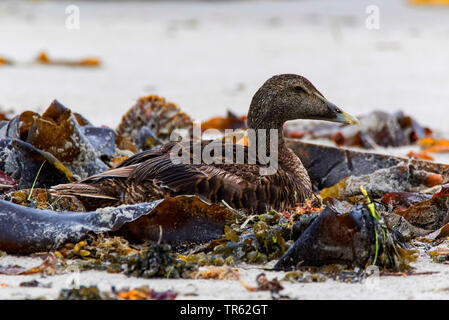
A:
36,51,100,68
419,137,449,153
201,111,246,132
407,151,434,161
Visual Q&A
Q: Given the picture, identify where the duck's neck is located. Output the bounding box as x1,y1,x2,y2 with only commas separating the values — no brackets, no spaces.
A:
247,118,285,155
248,119,312,193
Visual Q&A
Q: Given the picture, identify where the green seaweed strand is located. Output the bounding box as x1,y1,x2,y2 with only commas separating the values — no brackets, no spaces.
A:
27,160,46,201
360,186,380,266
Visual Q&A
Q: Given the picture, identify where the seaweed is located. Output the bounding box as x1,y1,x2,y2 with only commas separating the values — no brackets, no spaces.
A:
288,140,449,190
116,95,193,151
178,209,302,266
58,286,105,300
0,139,74,189
396,184,449,230
274,202,417,272
115,286,177,300
0,199,162,253
36,51,101,68
124,242,196,279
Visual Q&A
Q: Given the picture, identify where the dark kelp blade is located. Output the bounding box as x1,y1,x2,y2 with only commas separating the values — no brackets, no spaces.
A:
274,204,416,271
0,199,162,254
381,192,432,210
288,140,449,190
115,195,236,243
274,206,372,269
0,195,235,254
0,138,75,190
396,184,449,231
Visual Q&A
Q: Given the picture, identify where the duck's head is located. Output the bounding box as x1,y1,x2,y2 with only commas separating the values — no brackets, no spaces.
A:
247,74,359,130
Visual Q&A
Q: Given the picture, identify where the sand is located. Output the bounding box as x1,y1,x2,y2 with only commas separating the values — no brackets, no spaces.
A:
1,0,449,300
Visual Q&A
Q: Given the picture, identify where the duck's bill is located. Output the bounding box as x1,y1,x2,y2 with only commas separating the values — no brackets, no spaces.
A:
313,92,360,126
334,110,360,126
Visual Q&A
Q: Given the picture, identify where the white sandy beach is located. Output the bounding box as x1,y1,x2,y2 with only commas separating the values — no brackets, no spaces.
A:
1,0,449,300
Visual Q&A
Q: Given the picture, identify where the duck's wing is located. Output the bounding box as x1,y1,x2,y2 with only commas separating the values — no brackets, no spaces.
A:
123,140,261,205
49,165,136,200
52,140,303,212
122,140,301,212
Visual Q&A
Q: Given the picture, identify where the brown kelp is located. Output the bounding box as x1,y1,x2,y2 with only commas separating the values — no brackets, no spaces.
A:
274,203,415,271
289,140,449,189
116,95,193,151
0,199,161,253
0,138,74,191
0,194,237,254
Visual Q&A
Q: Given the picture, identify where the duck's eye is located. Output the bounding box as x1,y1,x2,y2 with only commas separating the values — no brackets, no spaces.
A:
294,86,304,93
334,107,343,114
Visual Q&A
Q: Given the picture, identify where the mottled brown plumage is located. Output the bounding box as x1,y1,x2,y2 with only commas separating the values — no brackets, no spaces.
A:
51,74,358,213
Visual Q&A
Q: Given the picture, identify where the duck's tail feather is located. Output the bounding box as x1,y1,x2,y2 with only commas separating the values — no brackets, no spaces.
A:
50,183,119,200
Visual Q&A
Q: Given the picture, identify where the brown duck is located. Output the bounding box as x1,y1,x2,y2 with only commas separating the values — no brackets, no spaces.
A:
51,74,358,213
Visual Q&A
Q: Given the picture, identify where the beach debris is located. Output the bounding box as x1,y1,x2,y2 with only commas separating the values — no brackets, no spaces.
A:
418,137,449,154
429,246,449,264
0,170,18,193
0,194,237,253
381,192,432,210
192,266,240,280
178,209,294,267
1,188,86,211
19,280,52,288
319,164,442,200
282,270,327,283
114,195,236,243
0,56,13,66
0,139,74,191
124,242,196,279
36,51,101,68
409,0,449,6
407,151,434,161
382,211,431,240
58,286,105,300
0,107,13,121
274,202,417,271
115,285,177,300
395,184,449,230
116,95,193,151
0,100,448,283
0,253,57,275
424,218,449,240
0,199,161,253
0,100,146,182
191,267,285,297
253,273,283,292
288,140,449,190
201,111,247,132
241,273,288,299
285,110,431,149
0,100,111,179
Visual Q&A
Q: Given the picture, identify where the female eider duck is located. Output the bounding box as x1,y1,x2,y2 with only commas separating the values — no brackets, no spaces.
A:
51,74,359,213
